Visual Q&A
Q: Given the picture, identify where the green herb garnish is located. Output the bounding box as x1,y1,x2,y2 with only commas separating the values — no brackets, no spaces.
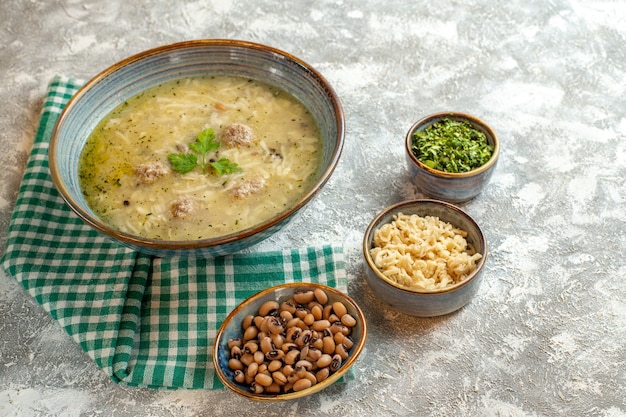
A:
410,118,493,173
168,128,240,176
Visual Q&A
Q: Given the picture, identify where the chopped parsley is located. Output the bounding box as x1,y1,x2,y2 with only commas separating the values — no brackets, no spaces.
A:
410,118,493,173
168,127,241,176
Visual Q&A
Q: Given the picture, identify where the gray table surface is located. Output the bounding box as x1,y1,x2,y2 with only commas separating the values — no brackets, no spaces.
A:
1,1,625,416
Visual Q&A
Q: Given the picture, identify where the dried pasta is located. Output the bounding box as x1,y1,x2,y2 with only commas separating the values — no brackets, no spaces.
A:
370,213,482,290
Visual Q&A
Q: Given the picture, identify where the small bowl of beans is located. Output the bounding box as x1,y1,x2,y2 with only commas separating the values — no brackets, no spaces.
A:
213,282,367,401
405,112,500,203
362,199,487,317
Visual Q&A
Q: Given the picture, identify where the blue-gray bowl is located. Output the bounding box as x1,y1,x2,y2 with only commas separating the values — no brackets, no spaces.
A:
362,199,487,317
405,112,499,203
49,40,345,257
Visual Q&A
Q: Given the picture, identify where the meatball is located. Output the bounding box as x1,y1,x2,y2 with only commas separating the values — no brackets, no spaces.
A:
134,162,168,184
170,197,194,219
221,123,254,147
230,177,265,199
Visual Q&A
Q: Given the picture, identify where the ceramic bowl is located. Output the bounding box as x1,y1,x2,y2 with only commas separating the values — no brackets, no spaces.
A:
49,40,345,257
405,112,499,203
213,282,367,401
362,199,487,317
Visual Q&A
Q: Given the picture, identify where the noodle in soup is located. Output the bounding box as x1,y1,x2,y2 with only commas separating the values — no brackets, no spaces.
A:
79,75,323,241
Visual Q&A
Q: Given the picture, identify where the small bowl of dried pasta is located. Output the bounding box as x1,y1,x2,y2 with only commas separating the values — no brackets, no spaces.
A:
362,199,487,317
213,282,367,401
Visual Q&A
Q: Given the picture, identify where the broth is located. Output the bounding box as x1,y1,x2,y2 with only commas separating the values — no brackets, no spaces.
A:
79,75,323,241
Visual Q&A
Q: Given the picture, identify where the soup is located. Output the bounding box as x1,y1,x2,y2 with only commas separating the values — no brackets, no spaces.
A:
78,75,323,241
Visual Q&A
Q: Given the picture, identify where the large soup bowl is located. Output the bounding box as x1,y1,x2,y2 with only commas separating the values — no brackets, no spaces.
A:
49,40,345,257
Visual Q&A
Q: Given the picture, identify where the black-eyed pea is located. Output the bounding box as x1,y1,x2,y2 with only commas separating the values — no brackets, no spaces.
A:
284,349,300,365
246,362,259,378
293,378,312,392
312,337,324,350
303,371,317,385
266,382,281,394
296,329,313,347
270,333,285,349
293,288,315,304
234,369,245,384
314,288,328,305
285,326,301,342
282,364,295,377
333,332,344,346
293,368,309,382
280,310,293,321
295,359,313,369
341,313,357,327
245,373,255,385
330,322,348,336
335,343,349,360
316,353,333,368
296,319,309,330
228,358,244,371
240,352,254,367
329,354,342,372
249,382,264,394
228,338,242,349
285,317,299,330
323,304,334,320
243,325,259,341
283,381,295,393
281,342,298,353
342,335,354,349
267,316,284,335
295,307,308,320
230,345,242,360
256,331,269,343
315,367,330,383
258,300,279,317
287,371,300,384
312,319,331,332
258,363,268,374
332,301,348,318
299,345,309,361
241,315,255,330
260,316,271,333
268,359,283,373
254,372,274,387
253,315,265,329
265,349,285,361
327,313,340,324
322,335,336,355
272,371,287,386
306,347,322,362
311,305,323,321
259,336,273,354
303,313,315,326
280,300,297,315
253,350,265,364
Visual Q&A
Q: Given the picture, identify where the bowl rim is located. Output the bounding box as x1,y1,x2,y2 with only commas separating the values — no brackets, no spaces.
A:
362,199,488,295
48,39,345,252
212,282,368,401
405,111,500,178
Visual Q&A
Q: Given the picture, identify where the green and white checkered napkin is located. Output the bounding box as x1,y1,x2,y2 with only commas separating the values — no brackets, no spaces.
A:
0,75,347,390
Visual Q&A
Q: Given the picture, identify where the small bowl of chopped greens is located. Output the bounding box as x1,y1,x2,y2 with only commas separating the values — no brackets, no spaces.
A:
405,112,499,203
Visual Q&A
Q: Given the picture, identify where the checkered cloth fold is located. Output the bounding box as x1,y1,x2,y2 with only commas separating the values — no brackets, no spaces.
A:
0,76,347,389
